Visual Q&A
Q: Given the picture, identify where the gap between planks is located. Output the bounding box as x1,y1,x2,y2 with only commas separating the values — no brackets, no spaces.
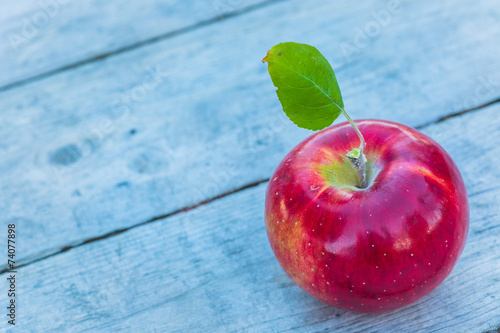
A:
0,0,285,93
416,96,500,128
0,178,269,275
1,95,499,275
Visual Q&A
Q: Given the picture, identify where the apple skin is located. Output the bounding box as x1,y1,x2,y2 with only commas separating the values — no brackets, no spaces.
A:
265,119,469,313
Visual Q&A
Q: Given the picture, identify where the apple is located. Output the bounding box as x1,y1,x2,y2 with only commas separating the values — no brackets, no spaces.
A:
265,119,469,313
262,42,469,313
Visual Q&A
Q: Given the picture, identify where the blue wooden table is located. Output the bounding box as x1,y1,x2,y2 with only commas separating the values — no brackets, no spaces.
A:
1,0,499,332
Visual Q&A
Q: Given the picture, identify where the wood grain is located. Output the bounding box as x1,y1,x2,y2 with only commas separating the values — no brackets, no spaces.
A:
1,0,500,265
0,0,268,88
4,103,499,332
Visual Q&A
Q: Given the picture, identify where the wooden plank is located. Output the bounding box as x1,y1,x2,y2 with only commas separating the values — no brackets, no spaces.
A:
1,0,500,262
5,104,500,332
0,0,267,88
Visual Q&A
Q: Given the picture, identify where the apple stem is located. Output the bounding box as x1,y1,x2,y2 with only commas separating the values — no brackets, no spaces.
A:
341,108,367,188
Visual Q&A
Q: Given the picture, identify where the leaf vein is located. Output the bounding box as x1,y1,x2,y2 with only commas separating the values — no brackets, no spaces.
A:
273,62,343,113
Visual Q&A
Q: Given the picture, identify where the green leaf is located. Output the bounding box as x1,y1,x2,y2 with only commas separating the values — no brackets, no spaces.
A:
263,42,344,131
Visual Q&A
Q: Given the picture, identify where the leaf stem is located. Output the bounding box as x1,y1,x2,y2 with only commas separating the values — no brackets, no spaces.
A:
340,109,365,150
341,108,367,188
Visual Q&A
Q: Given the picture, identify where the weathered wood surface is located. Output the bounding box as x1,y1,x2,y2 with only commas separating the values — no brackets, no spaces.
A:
4,104,500,332
0,0,268,89
1,0,500,264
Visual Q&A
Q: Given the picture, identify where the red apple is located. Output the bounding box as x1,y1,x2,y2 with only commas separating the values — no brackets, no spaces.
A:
265,119,469,313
